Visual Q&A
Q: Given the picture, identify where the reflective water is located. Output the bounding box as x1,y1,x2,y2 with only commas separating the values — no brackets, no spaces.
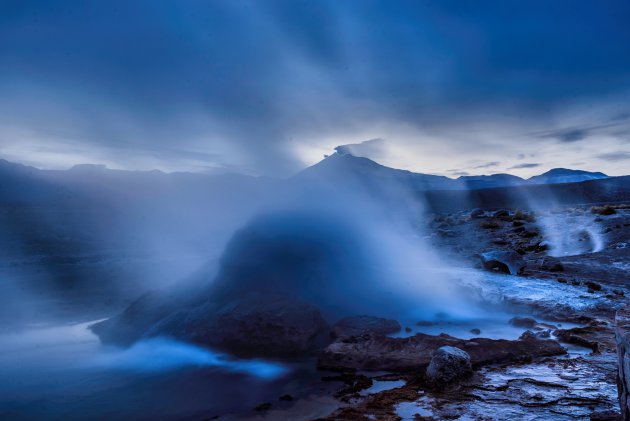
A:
0,322,312,420
359,380,406,396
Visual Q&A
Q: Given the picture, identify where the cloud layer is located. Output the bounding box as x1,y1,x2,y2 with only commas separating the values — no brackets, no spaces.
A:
0,0,629,176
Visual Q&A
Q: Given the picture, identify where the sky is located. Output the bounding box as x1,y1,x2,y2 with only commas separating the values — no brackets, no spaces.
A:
0,0,629,177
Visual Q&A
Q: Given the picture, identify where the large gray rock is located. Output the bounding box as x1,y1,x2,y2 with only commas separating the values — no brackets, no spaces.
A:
480,250,526,275
146,295,330,358
615,306,630,420
426,346,472,384
331,315,401,339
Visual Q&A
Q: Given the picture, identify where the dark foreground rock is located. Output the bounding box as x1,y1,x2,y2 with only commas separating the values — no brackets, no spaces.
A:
331,315,401,339
91,287,331,359
554,320,615,353
509,316,537,328
425,346,472,385
480,250,526,275
146,295,330,358
318,332,566,372
616,306,630,420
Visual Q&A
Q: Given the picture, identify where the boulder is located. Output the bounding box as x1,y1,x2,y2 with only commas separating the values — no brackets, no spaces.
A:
470,208,485,219
425,346,472,385
585,281,603,291
480,251,526,275
540,257,564,272
146,295,330,358
331,315,401,339
492,209,510,219
480,220,500,229
509,316,537,328
591,205,616,216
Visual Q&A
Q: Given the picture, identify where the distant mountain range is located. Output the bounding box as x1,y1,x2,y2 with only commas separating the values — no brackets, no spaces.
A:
297,153,455,190
0,154,618,205
297,153,610,190
527,168,609,185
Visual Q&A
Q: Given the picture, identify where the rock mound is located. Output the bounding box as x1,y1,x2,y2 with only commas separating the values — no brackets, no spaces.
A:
146,295,330,358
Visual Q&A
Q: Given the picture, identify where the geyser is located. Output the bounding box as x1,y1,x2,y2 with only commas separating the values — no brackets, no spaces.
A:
210,210,416,316
92,191,468,357
539,212,605,257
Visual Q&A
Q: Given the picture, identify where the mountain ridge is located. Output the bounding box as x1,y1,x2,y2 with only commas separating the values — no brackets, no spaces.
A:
296,153,611,190
0,154,617,199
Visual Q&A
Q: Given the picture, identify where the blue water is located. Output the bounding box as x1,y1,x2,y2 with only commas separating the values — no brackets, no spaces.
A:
0,321,310,420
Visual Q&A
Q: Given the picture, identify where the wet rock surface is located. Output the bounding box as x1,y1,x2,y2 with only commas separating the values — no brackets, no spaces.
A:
316,354,620,420
616,306,630,420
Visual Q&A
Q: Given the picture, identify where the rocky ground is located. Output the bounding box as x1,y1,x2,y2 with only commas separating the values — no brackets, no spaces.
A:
303,205,629,420
90,204,630,420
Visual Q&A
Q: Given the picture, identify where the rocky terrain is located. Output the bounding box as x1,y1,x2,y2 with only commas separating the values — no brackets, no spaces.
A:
312,205,628,420
1,155,629,420
87,203,630,420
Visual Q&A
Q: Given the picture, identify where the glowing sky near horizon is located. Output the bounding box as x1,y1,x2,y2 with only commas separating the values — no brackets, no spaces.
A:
1,0,629,177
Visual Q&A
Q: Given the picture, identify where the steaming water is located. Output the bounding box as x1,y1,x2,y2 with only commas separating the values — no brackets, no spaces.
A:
445,266,611,314
92,338,287,378
392,316,543,340
0,321,295,420
538,212,605,257
388,266,600,352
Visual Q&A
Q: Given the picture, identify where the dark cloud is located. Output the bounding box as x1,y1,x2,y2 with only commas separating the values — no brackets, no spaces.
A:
473,161,500,169
611,112,630,122
596,151,630,162
541,128,591,143
508,163,541,169
535,117,630,143
449,170,470,177
1,0,630,174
